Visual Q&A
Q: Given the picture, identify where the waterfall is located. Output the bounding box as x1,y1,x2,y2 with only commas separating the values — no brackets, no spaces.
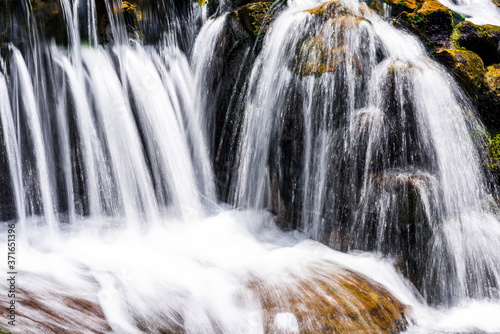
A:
1,0,500,333
233,0,500,304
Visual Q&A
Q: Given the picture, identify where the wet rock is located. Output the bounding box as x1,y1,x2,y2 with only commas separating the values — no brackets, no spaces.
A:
394,0,455,50
207,0,277,16
209,2,279,201
248,260,408,333
229,2,274,37
434,49,486,93
30,0,68,45
479,64,500,129
434,50,500,129
385,0,420,17
451,21,500,66
346,171,434,301
304,0,372,17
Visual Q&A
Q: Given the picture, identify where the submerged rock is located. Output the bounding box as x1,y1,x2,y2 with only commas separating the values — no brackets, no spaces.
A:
249,260,408,333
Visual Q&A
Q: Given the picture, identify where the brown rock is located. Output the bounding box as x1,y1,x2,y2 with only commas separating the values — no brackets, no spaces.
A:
248,260,408,333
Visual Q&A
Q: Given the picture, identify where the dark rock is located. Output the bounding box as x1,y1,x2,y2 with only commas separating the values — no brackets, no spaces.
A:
452,21,500,66
394,0,454,50
208,2,278,201
434,49,486,93
350,171,435,302
478,64,500,129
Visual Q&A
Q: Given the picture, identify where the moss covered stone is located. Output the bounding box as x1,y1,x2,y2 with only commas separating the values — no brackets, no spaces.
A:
228,2,273,37
394,0,454,50
435,49,485,92
249,260,408,333
304,1,372,18
452,21,500,66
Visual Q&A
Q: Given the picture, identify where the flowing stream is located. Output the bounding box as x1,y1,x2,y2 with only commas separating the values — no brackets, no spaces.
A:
1,0,500,333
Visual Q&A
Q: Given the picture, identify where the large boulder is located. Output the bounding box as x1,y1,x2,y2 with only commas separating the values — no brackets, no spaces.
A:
394,0,456,50
434,49,500,129
434,49,486,93
480,65,500,129
451,21,500,66
250,260,408,333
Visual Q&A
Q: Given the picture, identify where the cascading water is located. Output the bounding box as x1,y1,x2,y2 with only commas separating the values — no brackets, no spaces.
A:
1,0,500,333
233,0,500,306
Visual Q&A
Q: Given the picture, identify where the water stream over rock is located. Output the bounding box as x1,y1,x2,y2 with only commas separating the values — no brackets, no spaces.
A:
1,0,500,333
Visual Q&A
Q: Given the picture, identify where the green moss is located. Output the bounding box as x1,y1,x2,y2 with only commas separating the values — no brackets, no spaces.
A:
397,1,409,7
451,11,465,26
435,49,485,92
487,134,500,170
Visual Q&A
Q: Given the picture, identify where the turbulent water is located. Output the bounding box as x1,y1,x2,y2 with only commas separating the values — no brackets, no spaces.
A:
1,0,500,333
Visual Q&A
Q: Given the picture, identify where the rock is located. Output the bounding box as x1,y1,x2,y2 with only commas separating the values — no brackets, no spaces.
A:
207,0,274,16
295,12,375,77
30,0,68,45
434,49,486,93
208,2,279,201
451,21,500,66
229,2,274,37
304,0,371,18
478,64,500,129
248,260,408,333
386,0,420,17
394,0,454,50
345,171,435,302
486,132,500,185
434,50,500,130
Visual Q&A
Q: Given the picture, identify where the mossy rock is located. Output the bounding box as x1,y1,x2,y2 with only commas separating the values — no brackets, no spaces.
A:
385,0,421,16
304,0,371,18
452,21,500,66
435,49,486,93
478,65,500,128
228,2,274,37
394,0,454,50
298,7,374,77
248,260,408,333
305,1,343,16
297,42,363,77
487,132,500,172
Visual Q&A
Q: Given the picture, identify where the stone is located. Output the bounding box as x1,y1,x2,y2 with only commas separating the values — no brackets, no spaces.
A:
452,21,500,66
435,49,486,92
248,260,408,333
394,0,454,50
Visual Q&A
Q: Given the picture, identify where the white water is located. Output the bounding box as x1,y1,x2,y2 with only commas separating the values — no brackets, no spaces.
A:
234,0,500,305
437,0,500,25
1,0,500,333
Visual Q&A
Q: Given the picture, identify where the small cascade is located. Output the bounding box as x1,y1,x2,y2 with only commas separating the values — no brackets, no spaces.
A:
233,0,500,304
